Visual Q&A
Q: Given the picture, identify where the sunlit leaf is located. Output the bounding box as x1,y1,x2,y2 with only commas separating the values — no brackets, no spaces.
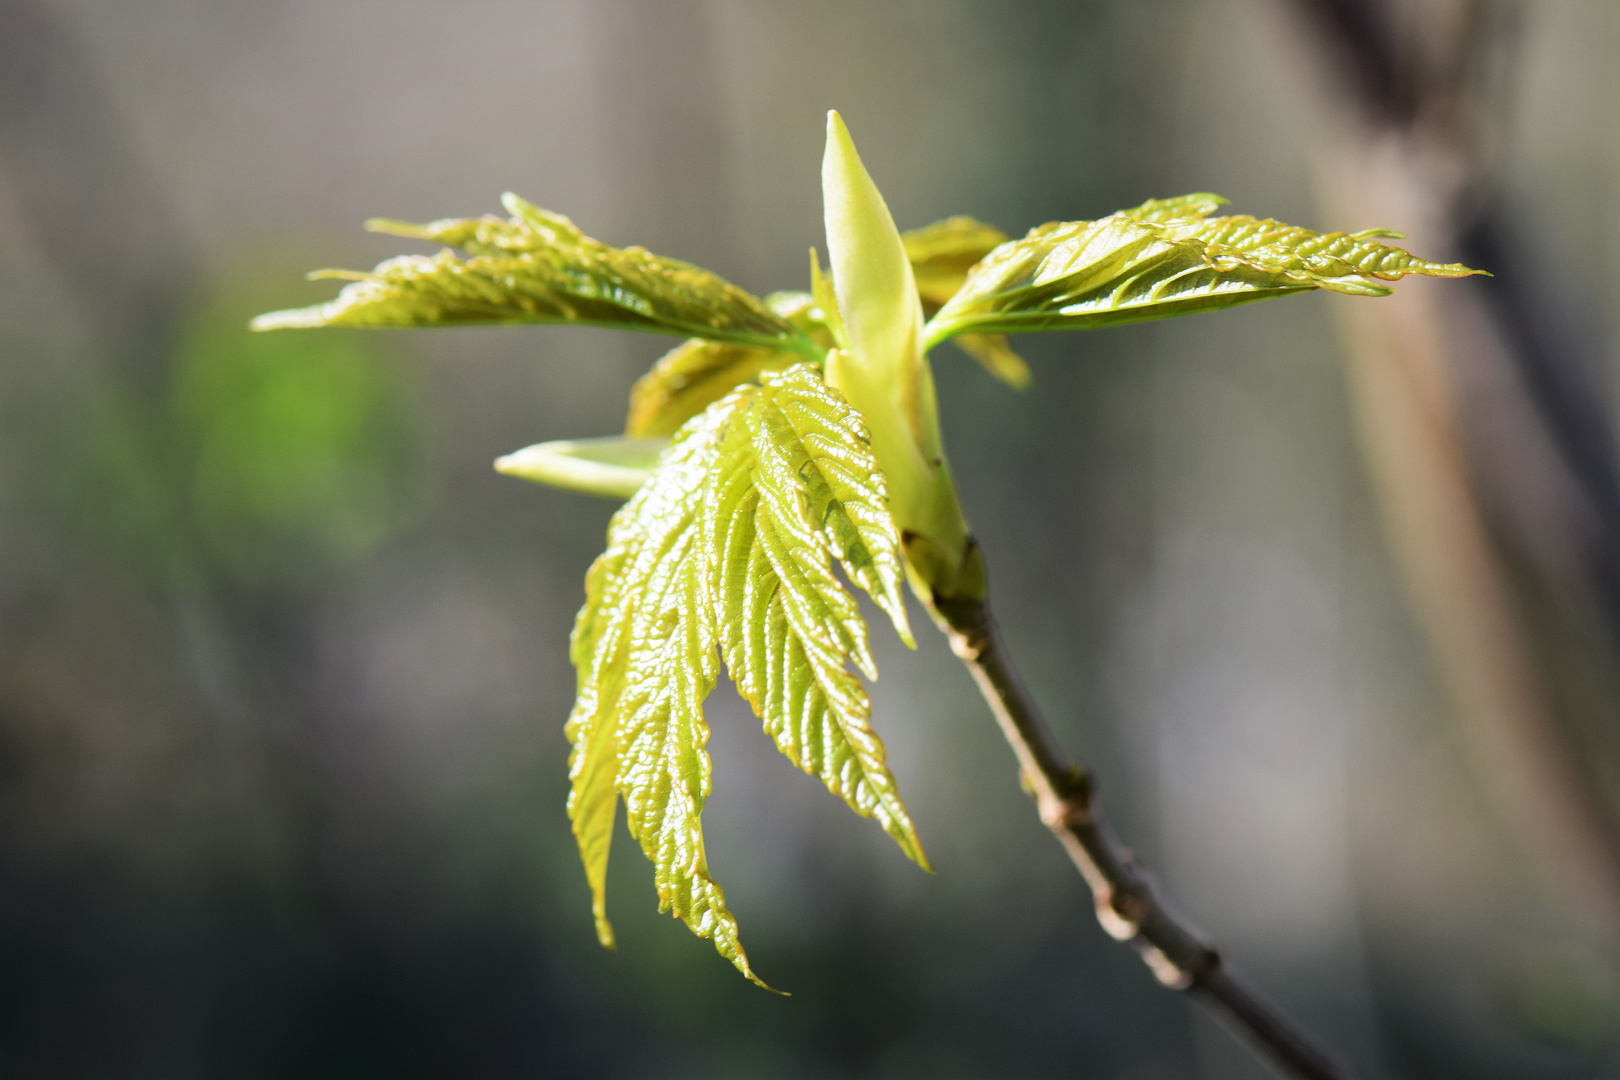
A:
902,215,1010,308
900,217,1032,388
954,334,1031,389
807,250,849,353
625,341,796,439
565,364,921,986
495,436,667,499
623,292,837,438
923,193,1486,347
251,194,819,356
1120,192,1230,225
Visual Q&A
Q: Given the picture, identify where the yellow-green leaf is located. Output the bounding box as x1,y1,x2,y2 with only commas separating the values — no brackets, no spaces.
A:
495,436,666,499
923,193,1486,348
623,292,836,438
1120,192,1230,225
807,251,850,352
251,194,818,357
567,363,922,986
902,215,1010,308
900,217,1032,388
954,334,1031,389
626,341,797,439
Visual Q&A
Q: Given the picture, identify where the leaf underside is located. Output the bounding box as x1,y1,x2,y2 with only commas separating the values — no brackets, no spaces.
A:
495,436,667,499
923,193,1486,347
953,332,1032,389
569,364,922,987
250,193,810,353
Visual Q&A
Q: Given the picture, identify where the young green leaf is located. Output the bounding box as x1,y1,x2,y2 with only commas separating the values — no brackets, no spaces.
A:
564,364,922,985
922,194,1485,348
251,193,819,358
900,217,1032,389
807,250,850,352
953,333,1032,389
624,292,836,438
1119,192,1230,224
565,409,728,967
902,215,1010,308
625,341,799,438
495,436,666,499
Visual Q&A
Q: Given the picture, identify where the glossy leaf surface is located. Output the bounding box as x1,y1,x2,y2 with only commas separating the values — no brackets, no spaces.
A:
923,193,1485,347
567,364,921,986
251,194,815,355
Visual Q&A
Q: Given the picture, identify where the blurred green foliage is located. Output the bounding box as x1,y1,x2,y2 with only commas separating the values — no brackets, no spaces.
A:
175,287,426,580
71,280,430,585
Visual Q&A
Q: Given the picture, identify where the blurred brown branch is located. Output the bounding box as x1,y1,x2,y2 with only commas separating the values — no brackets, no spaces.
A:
1287,0,1620,934
938,589,1357,1080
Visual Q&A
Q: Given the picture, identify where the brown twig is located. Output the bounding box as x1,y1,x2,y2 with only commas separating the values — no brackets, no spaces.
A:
934,590,1356,1080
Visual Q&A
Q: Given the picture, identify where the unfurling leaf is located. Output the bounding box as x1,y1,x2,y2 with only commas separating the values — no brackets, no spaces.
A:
495,436,666,499
624,292,837,438
566,363,922,986
807,251,849,352
900,217,1032,388
625,341,798,438
251,193,820,357
923,193,1486,348
954,334,1032,389
903,215,1011,308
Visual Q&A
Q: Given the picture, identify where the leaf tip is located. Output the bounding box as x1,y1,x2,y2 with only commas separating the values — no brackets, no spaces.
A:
494,437,658,499
1351,226,1406,240
363,216,411,237
895,820,932,871
821,108,926,414
745,963,790,995
248,307,322,331
723,938,785,993
808,248,850,350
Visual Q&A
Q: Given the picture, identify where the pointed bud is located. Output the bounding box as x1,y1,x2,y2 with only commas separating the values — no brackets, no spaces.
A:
822,111,925,402
820,111,976,606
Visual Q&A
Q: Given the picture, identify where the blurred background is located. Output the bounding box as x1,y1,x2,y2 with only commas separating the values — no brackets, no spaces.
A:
3,0,1620,1076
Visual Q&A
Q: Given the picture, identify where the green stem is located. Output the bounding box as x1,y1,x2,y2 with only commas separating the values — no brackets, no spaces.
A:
932,587,1357,1080
920,316,959,354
